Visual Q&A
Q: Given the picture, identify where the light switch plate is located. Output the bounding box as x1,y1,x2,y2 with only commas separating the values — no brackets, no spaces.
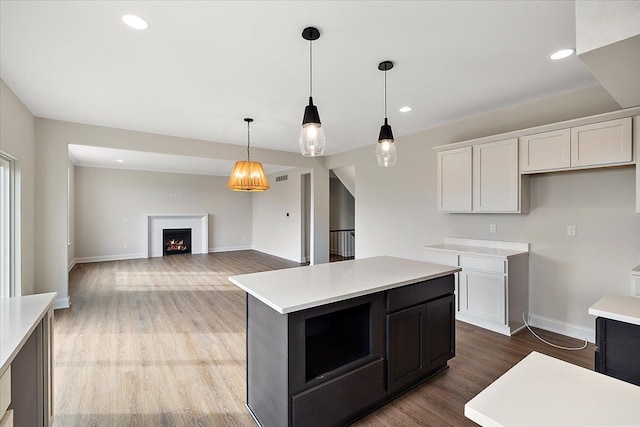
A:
490,224,497,233
567,225,576,237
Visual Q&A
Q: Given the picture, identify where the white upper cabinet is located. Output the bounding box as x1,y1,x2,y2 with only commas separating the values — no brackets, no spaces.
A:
520,129,571,173
434,107,639,214
473,138,519,212
520,117,633,174
437,147,472,212
437,139,524,214
571,118,632,167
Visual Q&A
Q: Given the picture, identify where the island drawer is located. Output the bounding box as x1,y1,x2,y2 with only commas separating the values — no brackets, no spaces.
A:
291,358,384,427
387,276,454,313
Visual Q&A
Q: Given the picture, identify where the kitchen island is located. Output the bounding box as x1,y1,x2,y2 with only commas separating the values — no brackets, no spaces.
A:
229,256,460,426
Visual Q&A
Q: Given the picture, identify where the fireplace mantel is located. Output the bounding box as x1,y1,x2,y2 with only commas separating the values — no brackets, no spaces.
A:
145,214,208,258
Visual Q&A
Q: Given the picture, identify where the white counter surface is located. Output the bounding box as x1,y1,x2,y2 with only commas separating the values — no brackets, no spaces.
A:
229,256,460,314
422,238,529,259
589,294,640,326
465,351,640,427
1,292,56,376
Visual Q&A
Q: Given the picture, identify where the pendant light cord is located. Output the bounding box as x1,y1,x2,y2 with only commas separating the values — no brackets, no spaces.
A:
384,69,387,119
246,121,251,162
309,39,313,97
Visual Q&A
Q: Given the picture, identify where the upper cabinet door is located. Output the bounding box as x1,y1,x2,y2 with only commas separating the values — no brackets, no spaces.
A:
520,129,571,173
472,138,519,212
437,147,472,212
570,117,632,168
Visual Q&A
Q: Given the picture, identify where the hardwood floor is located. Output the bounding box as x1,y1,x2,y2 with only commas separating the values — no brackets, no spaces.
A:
54,251,595,426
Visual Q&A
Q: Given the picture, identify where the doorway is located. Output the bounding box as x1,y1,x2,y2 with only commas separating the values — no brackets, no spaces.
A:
329,168,355,262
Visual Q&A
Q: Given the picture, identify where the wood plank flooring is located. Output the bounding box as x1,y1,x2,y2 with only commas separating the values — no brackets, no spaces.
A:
54,251,594,426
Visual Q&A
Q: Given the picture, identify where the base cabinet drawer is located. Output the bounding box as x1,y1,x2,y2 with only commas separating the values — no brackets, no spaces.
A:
291,358,385,427
0,410,13,427
0,367,10,416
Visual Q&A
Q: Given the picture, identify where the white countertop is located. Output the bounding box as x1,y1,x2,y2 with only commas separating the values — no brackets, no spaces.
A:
465,351,640,427
1,292,56,376
422,243,527,259
229,256,460,314
422,238,529,259
589,294,640,326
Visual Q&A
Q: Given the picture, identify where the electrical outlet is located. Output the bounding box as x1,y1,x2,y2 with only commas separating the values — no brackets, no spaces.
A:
567,225,576,237
490,224,497,233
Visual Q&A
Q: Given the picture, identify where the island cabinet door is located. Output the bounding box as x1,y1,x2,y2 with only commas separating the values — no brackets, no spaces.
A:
424,294,455,371
386,304,427,393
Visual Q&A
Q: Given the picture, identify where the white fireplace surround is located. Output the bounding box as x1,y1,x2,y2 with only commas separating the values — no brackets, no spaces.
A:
145,214,208,258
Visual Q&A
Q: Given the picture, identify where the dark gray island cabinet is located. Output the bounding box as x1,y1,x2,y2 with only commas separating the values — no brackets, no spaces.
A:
229,256,461,426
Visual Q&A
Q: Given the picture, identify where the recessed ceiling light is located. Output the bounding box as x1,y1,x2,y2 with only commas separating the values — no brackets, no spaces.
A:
399,106,412,113
549,48,575,60
122,14,149,30
116,159,124,163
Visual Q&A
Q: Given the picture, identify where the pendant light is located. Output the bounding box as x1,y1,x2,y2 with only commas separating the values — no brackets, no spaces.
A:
299,26,326,157
227,118,270,192
376,61,397,167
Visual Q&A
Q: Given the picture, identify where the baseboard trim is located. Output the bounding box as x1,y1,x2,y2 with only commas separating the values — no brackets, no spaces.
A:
68,258,77,273
53,296,71,310
208,245,252,253
251,246,304,263
75,253,146,264
527,313,595,343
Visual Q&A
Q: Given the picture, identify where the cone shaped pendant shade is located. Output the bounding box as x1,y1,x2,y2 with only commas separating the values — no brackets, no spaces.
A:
227,118,270,192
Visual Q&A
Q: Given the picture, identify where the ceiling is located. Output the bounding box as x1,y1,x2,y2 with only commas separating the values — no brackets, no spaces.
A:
68,144,291,177
1,1,598,163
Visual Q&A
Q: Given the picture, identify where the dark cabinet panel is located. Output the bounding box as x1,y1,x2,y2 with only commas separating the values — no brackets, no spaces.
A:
291,358,385,427
386,304,427,393
425,294,456,370
387,276,454,313
595,317,640,386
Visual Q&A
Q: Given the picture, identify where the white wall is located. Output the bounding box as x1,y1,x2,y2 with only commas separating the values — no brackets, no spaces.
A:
74,167,252,261
0,80,35,296
252,168,310,262
326,84,640,340
67,160,75,271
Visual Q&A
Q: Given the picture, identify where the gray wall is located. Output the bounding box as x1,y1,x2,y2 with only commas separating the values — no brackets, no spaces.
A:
326,84,640,339
252,168,311,263
0,80,36,296
73,166,253,261
330,177,355,231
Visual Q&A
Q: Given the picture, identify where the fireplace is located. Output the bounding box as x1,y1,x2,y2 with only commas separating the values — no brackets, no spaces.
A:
163,228,192,256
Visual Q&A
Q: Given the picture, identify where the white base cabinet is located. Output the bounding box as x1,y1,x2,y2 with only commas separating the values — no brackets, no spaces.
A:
423,238,529,336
